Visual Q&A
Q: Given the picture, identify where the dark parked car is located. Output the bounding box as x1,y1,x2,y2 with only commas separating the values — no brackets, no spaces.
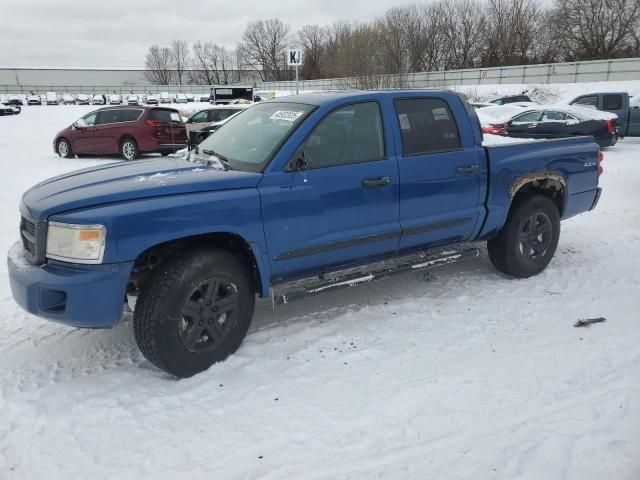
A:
53,106,188,161
491,95,533,105
482,106,618,148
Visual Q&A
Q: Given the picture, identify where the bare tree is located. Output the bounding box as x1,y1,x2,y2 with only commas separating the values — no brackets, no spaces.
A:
552,0,640,59
190,41,215,85
440,0,486,69
144,45,174,85
237,19,291,81
298,24,326,79
171,39,190,86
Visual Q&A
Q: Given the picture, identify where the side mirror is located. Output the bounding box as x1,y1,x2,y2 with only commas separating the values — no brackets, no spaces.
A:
287,149,307,172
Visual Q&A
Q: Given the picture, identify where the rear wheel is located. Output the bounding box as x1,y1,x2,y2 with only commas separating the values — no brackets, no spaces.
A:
120,137,138,161
488,195,560,278
56,138,73,158
133,248,255,378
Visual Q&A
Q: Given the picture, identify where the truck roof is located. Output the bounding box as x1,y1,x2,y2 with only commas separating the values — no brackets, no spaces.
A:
268,89,458,107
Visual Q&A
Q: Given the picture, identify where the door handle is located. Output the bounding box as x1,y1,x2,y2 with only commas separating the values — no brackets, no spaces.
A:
362,176,391,188
456,165,478,175
528,124,537,128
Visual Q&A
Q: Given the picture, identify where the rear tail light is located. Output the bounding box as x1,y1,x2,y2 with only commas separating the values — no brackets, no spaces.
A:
598,151,604,177
481,124,505,135
606,119,615,134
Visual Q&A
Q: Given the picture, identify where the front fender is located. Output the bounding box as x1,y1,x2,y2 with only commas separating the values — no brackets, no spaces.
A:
48,188,271,295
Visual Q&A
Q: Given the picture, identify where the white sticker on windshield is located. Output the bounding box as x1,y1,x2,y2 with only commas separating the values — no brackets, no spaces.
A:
270,110,304,122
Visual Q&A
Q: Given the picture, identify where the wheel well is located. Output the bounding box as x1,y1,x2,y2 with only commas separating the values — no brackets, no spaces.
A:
510,178,565,216
119,135,136,148
127,233,262,298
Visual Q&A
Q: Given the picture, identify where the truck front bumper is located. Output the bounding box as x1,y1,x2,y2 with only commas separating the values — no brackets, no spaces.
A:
8,242,134,329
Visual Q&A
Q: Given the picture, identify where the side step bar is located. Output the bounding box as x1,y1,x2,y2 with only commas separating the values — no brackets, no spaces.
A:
272,247,480,306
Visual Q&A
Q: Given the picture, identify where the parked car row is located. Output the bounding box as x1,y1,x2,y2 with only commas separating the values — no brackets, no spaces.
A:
474,91,640,147
3,91,211,106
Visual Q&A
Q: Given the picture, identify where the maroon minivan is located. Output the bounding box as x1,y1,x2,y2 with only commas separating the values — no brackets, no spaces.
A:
54,106,188,160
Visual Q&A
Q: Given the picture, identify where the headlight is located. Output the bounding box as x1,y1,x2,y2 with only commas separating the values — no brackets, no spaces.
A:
46,222,107,264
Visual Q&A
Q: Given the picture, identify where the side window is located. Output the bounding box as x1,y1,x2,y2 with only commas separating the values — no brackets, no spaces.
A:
190,110,209,123
209,109,236,123
394,98,461,156
603,94,623,110
302,102,385,169
511,111,543,123
78,112,97,127
572,96,598,108
149,109,181,123
121,109,142,122
96,110,122,125
542,111,566,121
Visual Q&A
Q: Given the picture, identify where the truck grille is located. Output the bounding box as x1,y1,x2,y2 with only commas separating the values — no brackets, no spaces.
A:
20,216,46,265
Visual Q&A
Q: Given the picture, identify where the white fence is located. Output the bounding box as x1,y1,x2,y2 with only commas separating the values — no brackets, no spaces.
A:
1,57,639,95
258,57,640,91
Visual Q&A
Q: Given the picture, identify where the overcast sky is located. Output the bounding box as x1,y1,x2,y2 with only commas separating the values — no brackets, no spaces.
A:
2,0,402,68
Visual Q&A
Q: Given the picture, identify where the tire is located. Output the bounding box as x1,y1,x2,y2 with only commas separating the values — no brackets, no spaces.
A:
120,137,138,161
487,195,560,278
56,138,73,158
161,151,171,156
133,248,255,378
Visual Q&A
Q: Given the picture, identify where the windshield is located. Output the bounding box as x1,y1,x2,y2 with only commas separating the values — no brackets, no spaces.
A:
198,102,315,172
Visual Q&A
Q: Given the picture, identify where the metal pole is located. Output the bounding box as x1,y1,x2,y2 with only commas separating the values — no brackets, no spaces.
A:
295,65,299,95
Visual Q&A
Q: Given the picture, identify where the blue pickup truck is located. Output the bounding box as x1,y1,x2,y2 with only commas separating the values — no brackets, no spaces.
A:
8,91,603,377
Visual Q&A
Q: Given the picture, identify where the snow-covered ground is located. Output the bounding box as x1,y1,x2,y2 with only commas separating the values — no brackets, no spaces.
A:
0,102,639,480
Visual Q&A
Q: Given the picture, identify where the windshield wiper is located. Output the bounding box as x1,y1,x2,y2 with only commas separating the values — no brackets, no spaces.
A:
202,149,231,170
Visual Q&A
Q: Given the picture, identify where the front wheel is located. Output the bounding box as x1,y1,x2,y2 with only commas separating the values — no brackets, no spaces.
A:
133,248,255,378
56,138,73,158
488,195,560,278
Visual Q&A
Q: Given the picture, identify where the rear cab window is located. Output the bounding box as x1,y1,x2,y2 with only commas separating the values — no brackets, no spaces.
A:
603,94,623,110
394,98,461,156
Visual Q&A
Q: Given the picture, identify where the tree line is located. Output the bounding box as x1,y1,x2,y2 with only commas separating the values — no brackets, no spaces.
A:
144,0,640,85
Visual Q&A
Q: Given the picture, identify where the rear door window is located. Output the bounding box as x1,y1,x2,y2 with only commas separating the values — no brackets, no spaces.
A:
96,110,122,125
394,98,461,155
511,111,543,123
121,109,142,122
542,111,567,121
603,94,623,110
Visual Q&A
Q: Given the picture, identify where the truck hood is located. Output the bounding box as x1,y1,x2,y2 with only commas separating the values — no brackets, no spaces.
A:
22,157,262,219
